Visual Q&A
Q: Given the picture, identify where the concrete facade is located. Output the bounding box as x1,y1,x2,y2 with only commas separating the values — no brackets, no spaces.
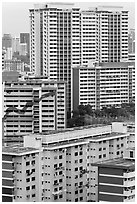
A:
3,79,67,136
72,61,135,110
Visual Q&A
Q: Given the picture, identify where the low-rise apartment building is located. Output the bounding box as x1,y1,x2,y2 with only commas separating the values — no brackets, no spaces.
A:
2,146,41,202
2,122,134,202
92,158,135,202
3,78,67,136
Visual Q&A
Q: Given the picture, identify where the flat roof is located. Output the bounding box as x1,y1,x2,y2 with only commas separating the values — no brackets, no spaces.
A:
2,146,39,155
92,158,135,170
89,132,127,141
40,124,109,135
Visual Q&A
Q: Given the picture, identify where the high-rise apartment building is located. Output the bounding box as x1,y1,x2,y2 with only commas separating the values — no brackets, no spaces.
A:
3,78,66,136
128,29,135,54
20,33,30,55
2,34,12,50
12,37,20,54
2,122,134,202
72,61,135,111
30,4,129,112
2,49,6,70
29,3,80,111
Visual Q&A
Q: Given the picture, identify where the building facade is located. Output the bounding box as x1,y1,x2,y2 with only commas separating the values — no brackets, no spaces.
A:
2,146,41,202
2,34,12,50
72,61,135,111
128,29,135,54
20,33,30,55
3,78,67,136
12,37,20,54
3,59,24,73
2,122,134,202
92,158,135,202
29,4,129,112
22,122,133,202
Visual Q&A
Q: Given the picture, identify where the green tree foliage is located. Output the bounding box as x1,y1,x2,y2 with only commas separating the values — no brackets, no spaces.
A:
67,103,135,128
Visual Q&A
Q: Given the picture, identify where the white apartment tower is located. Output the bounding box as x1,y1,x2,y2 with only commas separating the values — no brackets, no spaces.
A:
30,4,129,111
30,3,81,111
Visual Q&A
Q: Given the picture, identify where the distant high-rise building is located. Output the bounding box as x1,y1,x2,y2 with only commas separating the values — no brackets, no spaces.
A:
128,29,135,54
20,33,30,55
2,34,12,50
5,47,12,60
2,49,6,70
19,43,28,56
30,4,129,112
12,37,20,54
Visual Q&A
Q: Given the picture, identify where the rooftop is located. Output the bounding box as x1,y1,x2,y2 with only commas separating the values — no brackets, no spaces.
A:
2,145,39,155
92,158,135,170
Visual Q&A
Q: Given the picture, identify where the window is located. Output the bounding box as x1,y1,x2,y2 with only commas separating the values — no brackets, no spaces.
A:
59,186,63,191
79,181,83,186
75,167,78,171
80,197,83,201
59,171,62,175
26,161,30,166
75,152,78,156
75,160,78,163
59,194,63,199
31,160,35,165
54,188,58,192
32,194,35,198
59,163,62,167
54,195,58,200
99,155,102,159
75,198,78,202
117,151,119,155
32,177,35,181
99,148,102,151
59,155,62,159
32,185,35,189
26,178,30,182
103,154,106,158
59,179,63,183
32,169,35,173
75,190,78,194
80,189,83,193
130,151,133,158
79,151,83,155
26,186,30,191
54,164,57,168
79,159,83,163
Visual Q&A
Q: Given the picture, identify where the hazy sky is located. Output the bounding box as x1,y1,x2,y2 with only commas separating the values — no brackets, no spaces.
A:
2,1,135,37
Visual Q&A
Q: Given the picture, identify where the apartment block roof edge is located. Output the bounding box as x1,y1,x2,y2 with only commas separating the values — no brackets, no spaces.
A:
91,157,135,170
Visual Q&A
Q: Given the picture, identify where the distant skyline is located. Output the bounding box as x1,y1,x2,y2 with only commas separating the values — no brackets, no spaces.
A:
2,1,135,37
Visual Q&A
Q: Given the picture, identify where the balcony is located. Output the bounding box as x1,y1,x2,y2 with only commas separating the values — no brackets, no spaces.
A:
124,180,135,187
124,189,135,196
124,171,135,178
52,190,62,195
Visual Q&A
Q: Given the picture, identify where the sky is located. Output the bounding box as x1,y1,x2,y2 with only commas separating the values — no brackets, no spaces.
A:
2,0,135,37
